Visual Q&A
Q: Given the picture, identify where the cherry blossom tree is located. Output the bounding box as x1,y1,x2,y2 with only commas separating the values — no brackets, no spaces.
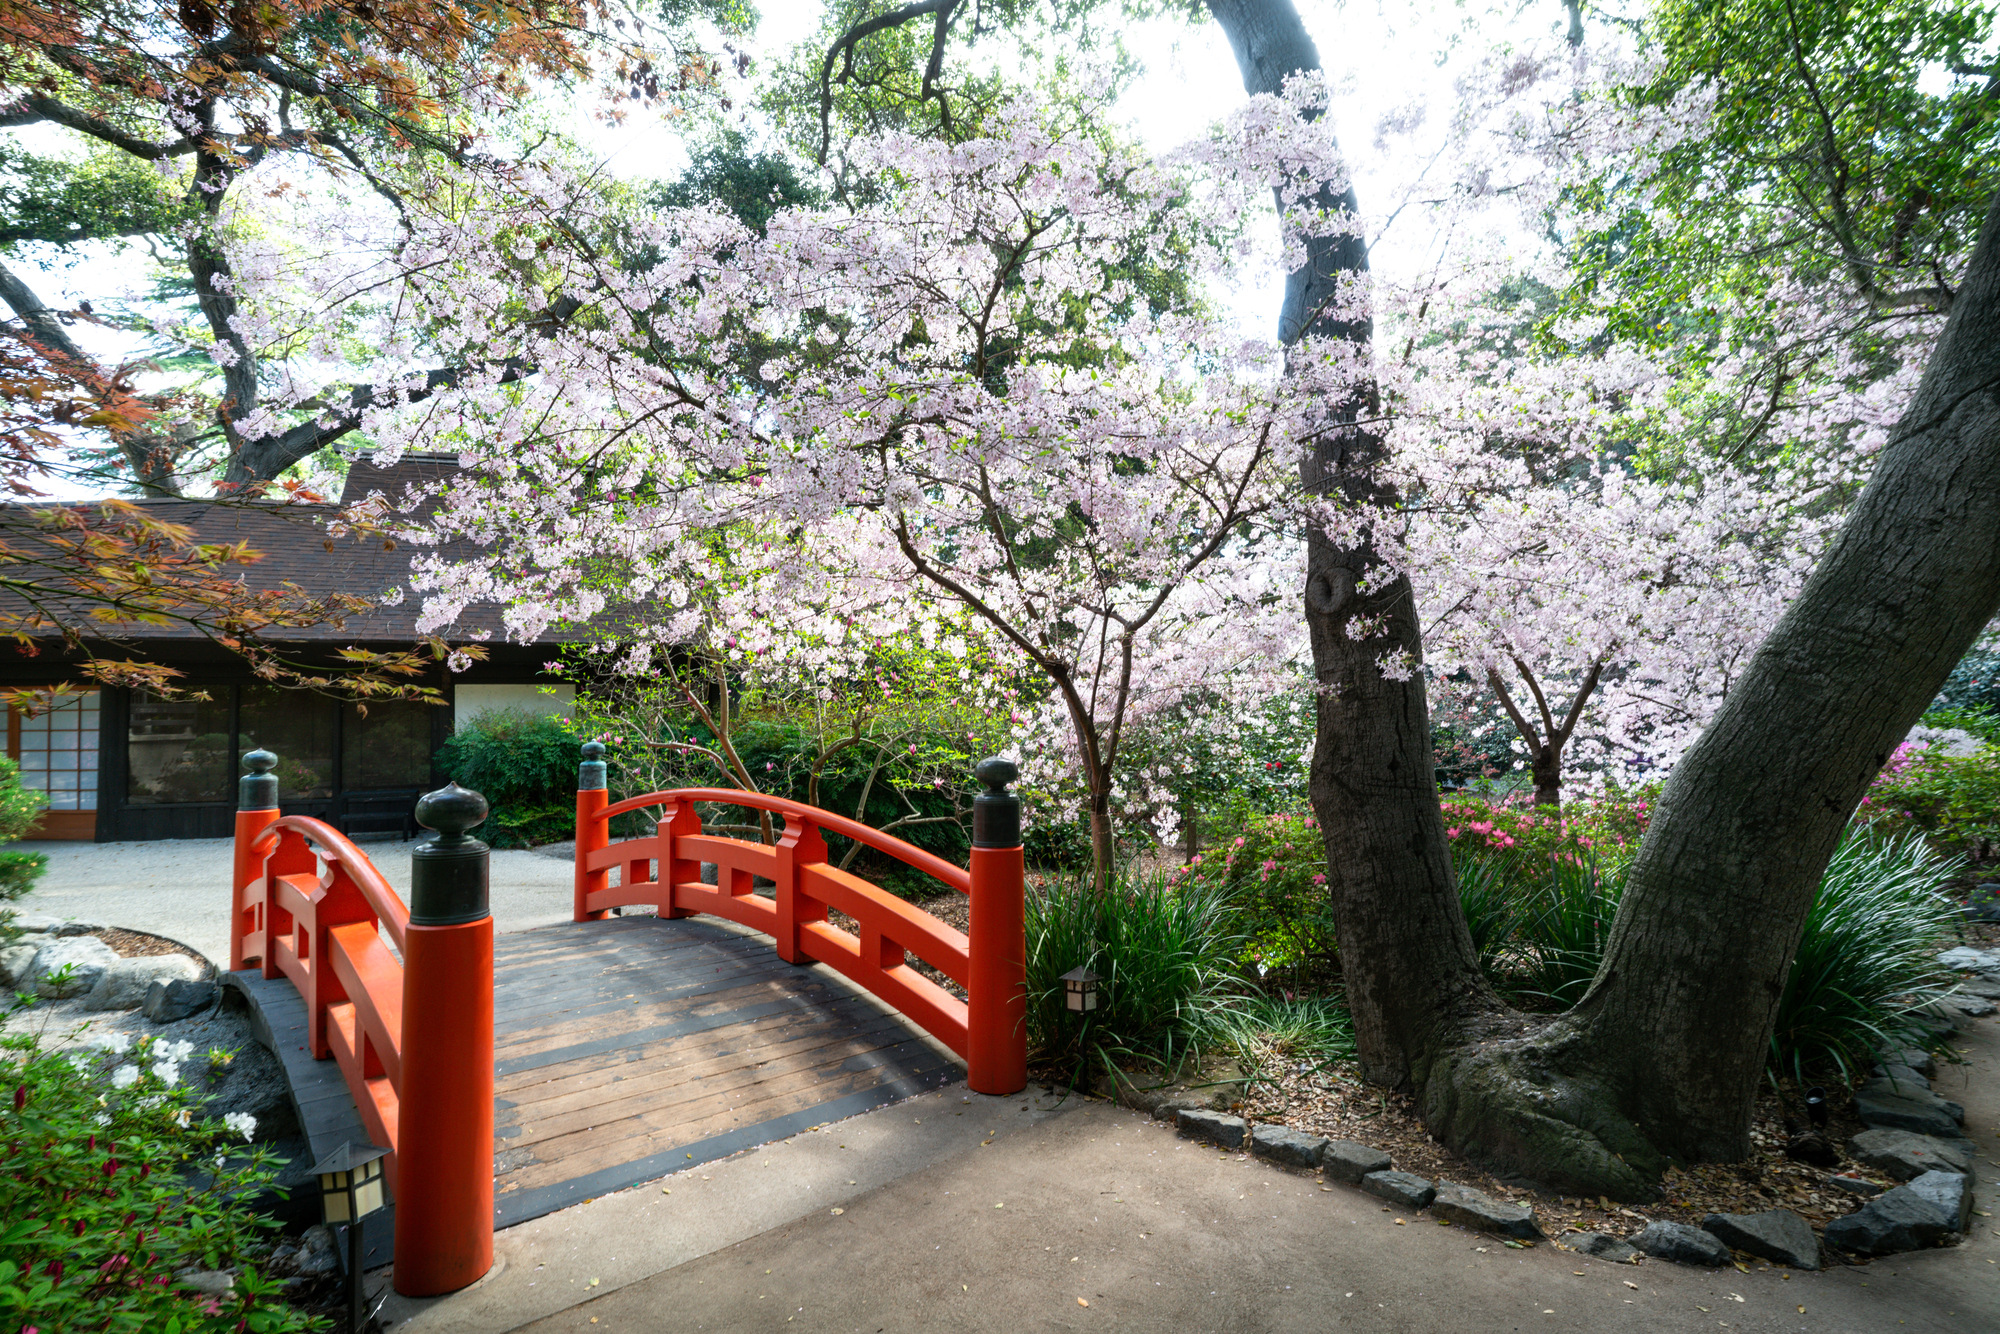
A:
293,87,1358,889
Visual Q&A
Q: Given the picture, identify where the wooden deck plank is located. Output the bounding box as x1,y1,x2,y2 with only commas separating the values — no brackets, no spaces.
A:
240,913,961,1235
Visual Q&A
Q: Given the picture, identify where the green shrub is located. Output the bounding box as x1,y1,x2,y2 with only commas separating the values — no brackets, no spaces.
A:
0,757,47,938
434,709,589,848
1860,737,2000,851
0,755,47,845
1024,872,1247,1077
0,1002,321,1332
1768,832,1966,1080
1184,812,1337,984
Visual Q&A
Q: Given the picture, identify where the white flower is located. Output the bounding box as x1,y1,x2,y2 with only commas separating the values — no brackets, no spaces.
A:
111,1064,140,1089
152,1060,181,1088
223,1112,258,1140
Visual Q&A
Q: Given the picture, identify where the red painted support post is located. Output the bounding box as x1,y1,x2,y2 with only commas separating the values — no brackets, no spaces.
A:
574,741,609,922
774,814,829,964
393,783,495,1296
231,750,280,972
966,758,1027,1096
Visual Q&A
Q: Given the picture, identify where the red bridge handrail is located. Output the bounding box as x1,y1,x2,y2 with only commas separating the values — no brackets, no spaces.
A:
229,767,497,1299
232,812,409,1206
250,815,412,949
577,782,1025,1095
597,788,972,894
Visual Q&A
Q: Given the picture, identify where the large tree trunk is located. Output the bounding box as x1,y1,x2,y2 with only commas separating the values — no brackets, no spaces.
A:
1203,0,1500,1092
1210,0,2000,1199
1563,189,2000,1161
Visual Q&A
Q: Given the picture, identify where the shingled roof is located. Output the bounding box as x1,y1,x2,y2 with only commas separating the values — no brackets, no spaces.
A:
0,454,544,644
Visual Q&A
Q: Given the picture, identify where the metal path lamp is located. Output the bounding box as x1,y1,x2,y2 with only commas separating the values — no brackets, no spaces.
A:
310,1141,389,1331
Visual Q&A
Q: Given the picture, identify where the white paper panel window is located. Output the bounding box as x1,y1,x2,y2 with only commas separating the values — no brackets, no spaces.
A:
14,692,100,810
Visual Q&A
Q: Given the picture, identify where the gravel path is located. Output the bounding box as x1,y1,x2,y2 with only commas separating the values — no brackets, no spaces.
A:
12,836,579,966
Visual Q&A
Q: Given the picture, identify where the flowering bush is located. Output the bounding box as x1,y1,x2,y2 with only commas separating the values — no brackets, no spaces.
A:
0,996,319,1332
1440,789,1655,879
1858,732,2000,854
1174,812,1336,984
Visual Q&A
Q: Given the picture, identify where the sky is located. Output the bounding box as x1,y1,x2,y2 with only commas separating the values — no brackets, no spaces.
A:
6,0,1575,497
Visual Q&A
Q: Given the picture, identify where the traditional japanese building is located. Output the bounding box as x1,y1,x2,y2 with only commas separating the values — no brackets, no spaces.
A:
0,456,571,841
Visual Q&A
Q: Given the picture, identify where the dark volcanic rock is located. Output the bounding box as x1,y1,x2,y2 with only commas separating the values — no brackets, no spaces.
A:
1633,1221,1730,1267
1319,1139,1392,1184
1700,1209,1820,1270
1250,1123,1326,1169
1824,1187,1956,1257
1570,1232,1639,1263
1903,1170,1973,1233
1848,1128,1973,1181
1174,1108,1247,1150
1431,1182,1542,1240
1359,1171,1435,1209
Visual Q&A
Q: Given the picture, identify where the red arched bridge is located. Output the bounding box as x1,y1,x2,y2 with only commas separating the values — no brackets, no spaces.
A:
226,744,1026,1297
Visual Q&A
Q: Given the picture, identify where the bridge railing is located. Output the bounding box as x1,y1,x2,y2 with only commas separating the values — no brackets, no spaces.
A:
230,751,494,1298
573,747,1028,1096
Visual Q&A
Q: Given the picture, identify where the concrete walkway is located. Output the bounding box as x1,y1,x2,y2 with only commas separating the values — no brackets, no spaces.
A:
13,837,577,966
377,1023,2000,1334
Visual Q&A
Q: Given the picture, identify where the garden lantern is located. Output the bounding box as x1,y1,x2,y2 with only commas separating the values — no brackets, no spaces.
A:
1804,1086,1828,1129
1061,966,1099,1013
309,1141,389,1332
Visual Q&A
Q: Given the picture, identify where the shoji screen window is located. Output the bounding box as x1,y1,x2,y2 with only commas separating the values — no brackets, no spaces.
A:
7,690,100,838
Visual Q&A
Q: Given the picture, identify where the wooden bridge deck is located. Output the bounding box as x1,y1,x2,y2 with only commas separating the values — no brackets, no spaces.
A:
233,913,962,1238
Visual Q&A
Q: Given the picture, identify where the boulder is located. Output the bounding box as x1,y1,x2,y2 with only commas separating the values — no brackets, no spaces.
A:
1853,1083,1966,1139
1320,1139,1392,1185
27,936,120,998
1359,1171,1435,1209
146,977,219,1024
1174,1108,1247,1150
1570,1232,1640,1264
0,943,39,990
1937,945,2000,971
1249,1123,1326,1169
50,919,106,937
295,1226,339,1276
1948,995,1998,1018
1633,1220,1731,1267
1828,1175,1884,1198
198,1039,299,1143
1962,976,2000,1000
1700,1209,1820,1270
1824,1187,1956,1256
1871,1063,1931,1092
1876,1047,1936,1079
1848,1128,1973,1180
81,955,200,1012
10,912,59,934
1904,1169,1973,1233
1431,1182,1542,1240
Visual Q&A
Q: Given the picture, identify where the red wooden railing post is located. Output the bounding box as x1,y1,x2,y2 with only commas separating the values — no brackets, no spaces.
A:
966,758,1027,1096
775,813,829,964
231,750,280,972
393,783,495,1297
657,797,699,919
574,741,610,923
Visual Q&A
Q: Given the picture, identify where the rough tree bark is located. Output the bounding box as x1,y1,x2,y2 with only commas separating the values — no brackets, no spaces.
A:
1203,0,1504,1093
1211,0,2000,1197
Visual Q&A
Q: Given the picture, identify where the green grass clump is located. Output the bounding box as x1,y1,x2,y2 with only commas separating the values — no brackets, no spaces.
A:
1767,832,1965,1081
1025,872,1247,1079
1205,994,1355,1082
